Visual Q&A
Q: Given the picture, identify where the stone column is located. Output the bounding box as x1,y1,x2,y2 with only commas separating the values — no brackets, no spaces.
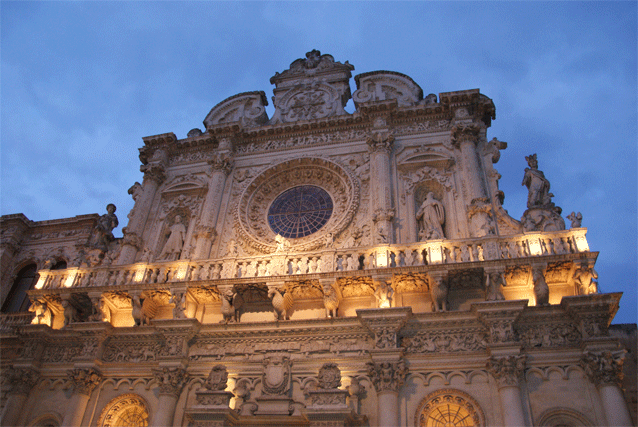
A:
62,368,102,427
118,158,167,265
451,123,494,237
150,367,189,427
0,367,39,427
581,350,632,427
192,153,233,259
486,355,528,427
367,131,395,244
366,359,407,427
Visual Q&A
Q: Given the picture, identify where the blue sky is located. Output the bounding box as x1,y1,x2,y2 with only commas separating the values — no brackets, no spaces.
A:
1,1,636,323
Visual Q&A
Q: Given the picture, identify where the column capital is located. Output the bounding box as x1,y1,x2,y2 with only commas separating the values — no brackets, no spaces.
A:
366,131,394,153
67,367,102,396
208,153,234,176
4,367,40,395
486,355,526,388
152,367,189,397
121,228,142,250
366,358,408,393
580,349,626,388
141,163,167,185
451,122,482,148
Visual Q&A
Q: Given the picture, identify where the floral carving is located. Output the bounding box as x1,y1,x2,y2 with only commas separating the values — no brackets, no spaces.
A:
403,332,487,353
580,350,626,387
518,323,580,349
317,363,341,389
67,368,102,395
366,359,407,393
486,355,526,388
152,367,188,397
3,367,40,395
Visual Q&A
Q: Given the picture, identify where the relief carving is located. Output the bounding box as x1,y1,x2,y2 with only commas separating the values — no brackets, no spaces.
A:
366,360,407,393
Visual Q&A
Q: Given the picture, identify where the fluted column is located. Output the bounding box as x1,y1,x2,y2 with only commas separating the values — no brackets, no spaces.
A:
118,155,167,265
150,367,189,427
581,350,632,427
486,355,528,427
0,367,39,427
62,368,102,427
192,153,233,259
367,131,395,244
366,359,407,427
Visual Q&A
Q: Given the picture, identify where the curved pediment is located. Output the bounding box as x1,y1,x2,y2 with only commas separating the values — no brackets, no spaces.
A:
203,91,269,130
353,71,423,108
162,173,208,194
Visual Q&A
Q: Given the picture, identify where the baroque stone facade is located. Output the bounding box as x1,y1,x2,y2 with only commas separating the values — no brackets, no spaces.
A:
1,51,635,427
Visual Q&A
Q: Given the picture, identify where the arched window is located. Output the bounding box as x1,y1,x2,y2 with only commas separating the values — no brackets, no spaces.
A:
537,408,594,426
2,264,38,313
98,394,150,427
415,389,485,427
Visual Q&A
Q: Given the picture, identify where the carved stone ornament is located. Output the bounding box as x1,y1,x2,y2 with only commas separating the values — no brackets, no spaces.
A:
580,350,626,387
450,122,482,147
235,157,360,253
204,365,229,391
353,71,423,108
204,91,269,130
3,367,40,395
366,359,408,393
262,356,292,396
317,363,341,389
67,367,102,396
152,367,188,397
98,394,150,427
366,131,394,153
486,355,526,388
403,331,487,353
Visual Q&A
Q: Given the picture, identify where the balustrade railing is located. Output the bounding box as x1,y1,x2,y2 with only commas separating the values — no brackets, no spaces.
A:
33,229,589,291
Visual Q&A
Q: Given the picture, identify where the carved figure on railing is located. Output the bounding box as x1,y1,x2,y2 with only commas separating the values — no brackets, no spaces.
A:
29,299,51,326
532,267,550,306
322,282,340,318
298,257,309,274
416,192,445,241
429,275,448,312
325,232,334,248
269,287,294,320
62,299,77,327
376,224,389,244
485,272,506,301
460,245,471,262
404,250,415,266
89,204,119,251
567,211,583,228
573,261,599,295
226,239,238,257
221,287,244,323
374,281,393,308
275,234,290,253
522,154,553,208
308,257,318,273
159,216,187,261
346,255,358,271
257,262,267,277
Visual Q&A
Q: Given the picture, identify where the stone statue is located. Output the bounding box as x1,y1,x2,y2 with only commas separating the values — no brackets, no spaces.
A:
429,275,448,312
159,216,187,261
485,272,506,301
522,154,553,208
220,287,243,323
374,281,393,308
275,234,289,253
90,204,118,251
268,287,293,320
416,192,445,240
322,282,340,318
567,211,583,228
532,267,550,306
573,261,598,295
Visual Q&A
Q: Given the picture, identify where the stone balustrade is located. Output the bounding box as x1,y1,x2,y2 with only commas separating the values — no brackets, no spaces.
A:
32,228,590,291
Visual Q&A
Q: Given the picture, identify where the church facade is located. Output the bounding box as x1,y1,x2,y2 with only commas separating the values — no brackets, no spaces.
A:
1,51,635,427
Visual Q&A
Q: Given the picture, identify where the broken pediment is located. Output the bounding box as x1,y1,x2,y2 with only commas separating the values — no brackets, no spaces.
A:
353,70,423,108
203,91,269,131
268,50,354,124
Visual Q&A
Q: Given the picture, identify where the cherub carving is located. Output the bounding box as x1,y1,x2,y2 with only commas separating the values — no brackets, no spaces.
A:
567,211,583,228
573,261,598,295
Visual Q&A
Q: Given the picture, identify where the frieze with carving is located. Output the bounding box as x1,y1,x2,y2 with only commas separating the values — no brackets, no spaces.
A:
518,323,581,349
366,360,407,393
580,350,626,387
102,342,159,363
403,331,487,353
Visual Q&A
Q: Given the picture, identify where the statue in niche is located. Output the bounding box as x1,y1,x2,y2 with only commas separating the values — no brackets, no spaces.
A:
159,215,187,261
374,281,393,308
220,287,244,323
485,272,506,301
322,282,340,318
532,267,550,306
522,154,554,208
416,193,445,240
573,261,599,295
89,204,119,251
429,275,448,312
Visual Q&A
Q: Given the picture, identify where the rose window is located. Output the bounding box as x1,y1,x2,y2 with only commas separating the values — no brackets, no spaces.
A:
416,390,484,427
268,185,333,238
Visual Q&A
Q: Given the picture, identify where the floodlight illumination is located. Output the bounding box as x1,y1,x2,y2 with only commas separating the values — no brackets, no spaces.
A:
528,237,542,256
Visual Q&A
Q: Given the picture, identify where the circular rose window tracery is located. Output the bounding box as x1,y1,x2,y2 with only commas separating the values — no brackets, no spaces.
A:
268,185,333,238
416,389,484,427
98,394,150,427
236,157,359,253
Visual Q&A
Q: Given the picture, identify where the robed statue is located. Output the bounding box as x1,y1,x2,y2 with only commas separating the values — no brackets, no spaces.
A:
416,192,445,240
522,154,553,208
159,215,187,261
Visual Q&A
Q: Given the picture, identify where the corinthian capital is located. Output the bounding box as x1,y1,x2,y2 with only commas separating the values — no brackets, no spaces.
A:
4,367,40,395
141,163,167,185
486,355,526,388
208,153,234,176
366,359,407,393
152,367,189,397
67,368,102,396
366,131,394,153
451,122,482,148
580,350,626,387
